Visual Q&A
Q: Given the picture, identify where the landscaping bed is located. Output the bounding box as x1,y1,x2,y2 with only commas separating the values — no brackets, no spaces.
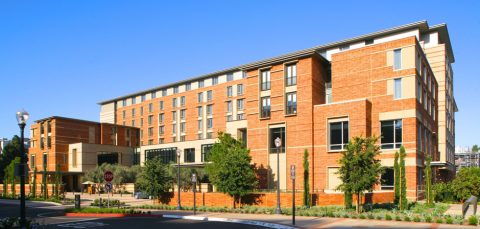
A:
64,207,158,218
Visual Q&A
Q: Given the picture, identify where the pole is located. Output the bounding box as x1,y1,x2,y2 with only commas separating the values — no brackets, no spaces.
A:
19,123,26,228
275,146,281,214
177,154,181,210
292,178,295,225
193,180,196,215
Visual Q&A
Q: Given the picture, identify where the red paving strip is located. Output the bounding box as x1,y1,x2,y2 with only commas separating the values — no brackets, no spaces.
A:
314,217,348,228
65,213,162,218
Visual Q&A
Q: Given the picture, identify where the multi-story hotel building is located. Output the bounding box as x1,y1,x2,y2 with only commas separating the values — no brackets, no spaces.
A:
28,116,140,191
98,20,456,200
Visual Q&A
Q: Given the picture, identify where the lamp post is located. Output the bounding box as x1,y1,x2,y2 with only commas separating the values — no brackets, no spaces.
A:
192,173,197,215
274,137,282,214
176,148,181,210
290,165,296,225
16,109,29,228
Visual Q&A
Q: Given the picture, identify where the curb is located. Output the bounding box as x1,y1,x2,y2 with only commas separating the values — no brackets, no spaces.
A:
163,214,297,229
65,213,162,218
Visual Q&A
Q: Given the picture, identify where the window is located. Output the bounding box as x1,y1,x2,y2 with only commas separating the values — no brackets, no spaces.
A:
131,108,136,117
201,144,213,162
417,80,422,103
339,44,350,51
140,106,144,116
197,106,203,117
269,127,285,153
206,104,213,115
122,110,126,119
148,139,153,145
207,90,213,101
198,120,203,130
197,133,203,140
141,95,146,102
286,64,297,86
132,97,136,105
237,84,244,96
145,147,178,163
159,138,164,144
148,115,153,125
162,89,167,96
326,82,332,104
140,118,144,127
159,101,164,110
148,103,153,112
237,113,245,120
227,86,233,97
327,167,341,190
172,111,177,121
227,101,233,112
237,99,244,111
184,148,195,163
43,153,48,169
131,120,136,127
180,96,186,106
286,92,297,115
381,167,394,190
227,73,234,81
381,119,402,149
173,86,179,94
122,99,127,106
206,132,212,139
227,115,233,121
185,82,191,91
198,92,203,103
172,124,177,134
329,120,349,151
180,122,186,133
394,78,402,99
198,80,204,88
180,135,185,142
261,70,271,91
172,98,177,108
159,113,164,124
97,152,119,165
423,90,427,110
365,39,374,45
242,71,247,78
30,154,36,168
393,49,402,70
212,76,218,85
261,97,271,118
148,127,153,137
207,118,213,129
159,126,164,135
151,92,156,99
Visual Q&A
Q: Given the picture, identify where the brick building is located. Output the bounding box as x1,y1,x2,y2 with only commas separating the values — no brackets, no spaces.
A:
97,20,456,200
28,116,140,191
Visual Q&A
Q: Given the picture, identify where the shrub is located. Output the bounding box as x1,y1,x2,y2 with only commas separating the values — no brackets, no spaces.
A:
395,215,402,221
445,217,453,224
351,214,357,219
424,215,432,223
413,215,421,222
403,215,411,222
343,213,350,218
367,214,374,219
385,214,392,221
359,214,366,219
435,218,443,224
468,215,478,226
433,182,456,203
375,215,382,220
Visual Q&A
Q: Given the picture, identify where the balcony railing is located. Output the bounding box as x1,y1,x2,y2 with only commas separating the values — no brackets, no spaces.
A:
286,76,297,86
261,82,271,91
261,108,270,118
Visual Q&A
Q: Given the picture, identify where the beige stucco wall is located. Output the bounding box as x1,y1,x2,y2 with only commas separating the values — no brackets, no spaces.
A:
68,143,135,173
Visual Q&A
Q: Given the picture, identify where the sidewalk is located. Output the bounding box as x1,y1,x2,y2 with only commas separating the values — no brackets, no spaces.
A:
137,209,475,228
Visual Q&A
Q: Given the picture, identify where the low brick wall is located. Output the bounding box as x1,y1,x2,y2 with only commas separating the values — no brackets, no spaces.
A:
158,191,394,208
0,184,59,196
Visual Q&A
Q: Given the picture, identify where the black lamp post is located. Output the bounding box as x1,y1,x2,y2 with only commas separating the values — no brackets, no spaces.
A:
274,137,282,214
176,148,181,210
16,109,29,228
192,173,197,215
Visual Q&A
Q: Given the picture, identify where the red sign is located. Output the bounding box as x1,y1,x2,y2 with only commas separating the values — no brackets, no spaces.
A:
104,171,113,182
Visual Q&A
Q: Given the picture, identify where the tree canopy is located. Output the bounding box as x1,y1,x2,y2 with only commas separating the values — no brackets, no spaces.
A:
135,157,172,199
205,132,257,208
451,167,480,201
0,136,21,182
337,136,383,213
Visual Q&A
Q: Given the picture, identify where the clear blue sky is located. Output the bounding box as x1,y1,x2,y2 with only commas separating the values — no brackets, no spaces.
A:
0,1,478,147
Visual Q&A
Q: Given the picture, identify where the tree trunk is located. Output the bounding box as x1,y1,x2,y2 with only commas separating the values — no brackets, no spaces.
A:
233,196,236,209
356,193,361,214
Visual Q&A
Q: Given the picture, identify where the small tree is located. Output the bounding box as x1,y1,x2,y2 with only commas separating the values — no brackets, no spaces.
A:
393,151,400,205
136,157,172,200
399,146,408,210
32,167,37,198
425,155,433,206
337,136,383,213
451,167,480,202
205,132,257,208
42,165,48,199
54,164,61,198
303,149,311,207
473,145,479,153
4,157,20,196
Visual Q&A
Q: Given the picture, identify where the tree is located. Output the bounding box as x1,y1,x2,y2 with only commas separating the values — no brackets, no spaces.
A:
135,157,172,199
205,132,258,208
42,164,48,199
424,155,433,206
169,166,206,192
393,151,400,205
54,164,61,198
399,146,407,210
31,167,37,198
337,136,383,213
0,136,21,183
4,157,20,196
451,167,480,202
303,149,310,207
472,145,479,153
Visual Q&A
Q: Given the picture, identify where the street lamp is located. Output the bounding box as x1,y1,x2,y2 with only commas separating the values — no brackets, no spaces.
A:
274,137,282,214
16,109,29,228
192,173,197,215
176,148,181,210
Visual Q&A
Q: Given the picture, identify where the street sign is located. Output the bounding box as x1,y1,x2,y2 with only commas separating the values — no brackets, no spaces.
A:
290,165,296,180
274,137,282,148
105,182,113,192
104,171,113,182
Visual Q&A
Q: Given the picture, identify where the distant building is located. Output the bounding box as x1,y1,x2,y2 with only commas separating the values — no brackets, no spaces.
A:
455,146,480,171
0,138,10,154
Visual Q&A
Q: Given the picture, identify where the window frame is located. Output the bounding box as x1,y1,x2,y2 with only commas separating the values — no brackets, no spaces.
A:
260,96,271,118
285,92,297,115
260,70,271,91
328,118,349,151
380,119,403,149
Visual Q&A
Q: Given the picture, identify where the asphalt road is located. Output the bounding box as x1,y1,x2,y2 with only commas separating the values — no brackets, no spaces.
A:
0,200,266,228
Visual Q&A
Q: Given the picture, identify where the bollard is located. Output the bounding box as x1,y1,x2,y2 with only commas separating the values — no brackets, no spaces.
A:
75,194,81,209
